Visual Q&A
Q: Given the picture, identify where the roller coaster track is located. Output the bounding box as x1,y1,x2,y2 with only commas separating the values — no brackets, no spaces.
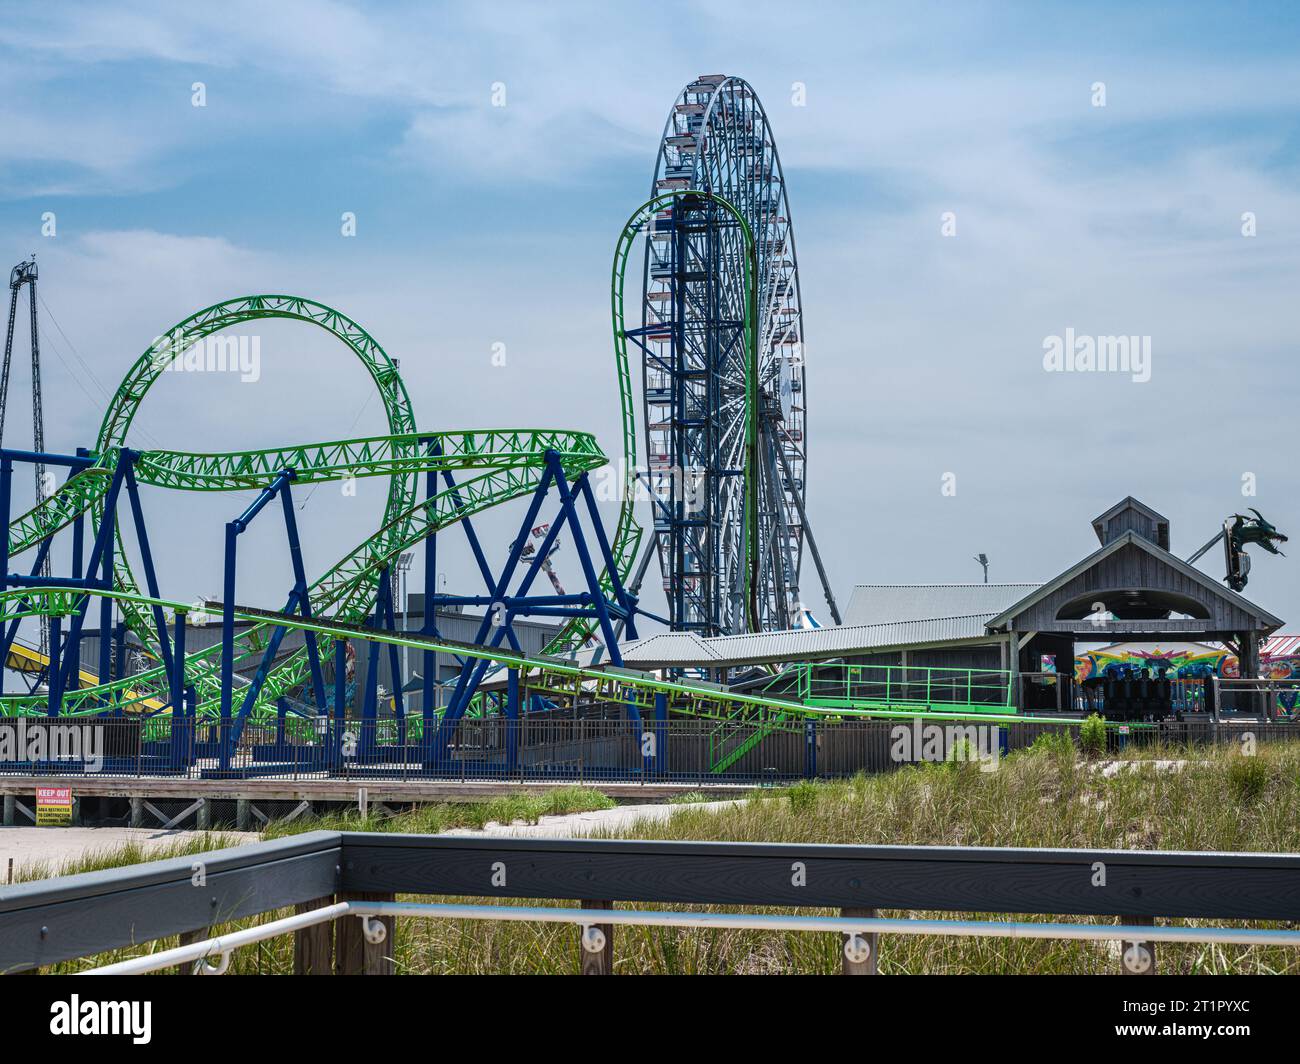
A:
0,206,1042,750
1,428,605,718
0,286,653,721
0,584,1064,731
0,194,746,723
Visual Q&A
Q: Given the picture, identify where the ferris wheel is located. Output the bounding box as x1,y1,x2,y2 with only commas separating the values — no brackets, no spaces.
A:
637,74,839,635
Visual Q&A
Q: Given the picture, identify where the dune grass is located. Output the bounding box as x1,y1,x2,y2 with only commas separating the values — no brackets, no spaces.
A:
7,833,246,886
262,784,617,838
17,739,1300,974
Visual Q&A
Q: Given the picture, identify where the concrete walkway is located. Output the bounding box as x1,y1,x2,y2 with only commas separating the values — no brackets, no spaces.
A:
440,799,743,838
0,799,741,879
0,826,257,879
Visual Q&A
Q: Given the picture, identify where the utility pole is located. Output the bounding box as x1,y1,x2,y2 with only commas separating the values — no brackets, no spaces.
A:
2,257,52,658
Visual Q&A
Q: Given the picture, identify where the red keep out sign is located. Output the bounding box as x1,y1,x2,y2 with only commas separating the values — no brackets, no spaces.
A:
36,786,73,826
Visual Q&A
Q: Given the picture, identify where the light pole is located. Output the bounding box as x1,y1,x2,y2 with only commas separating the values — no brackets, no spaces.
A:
395,552,414,692
973,553,989,584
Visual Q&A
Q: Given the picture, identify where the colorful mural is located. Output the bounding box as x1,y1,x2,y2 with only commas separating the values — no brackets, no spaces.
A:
1073,643,1232,683
1072,640,1300,717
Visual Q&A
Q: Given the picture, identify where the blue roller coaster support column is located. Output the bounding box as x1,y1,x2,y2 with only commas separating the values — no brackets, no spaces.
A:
577,472,638,642
54,455,150,702
0,536,52,694
419,441,438,743
279,479,326,711
121,455,173,680
434,475,527,656
0,446,109,707
170,610,186,714
96,460,124,698
379,563,406,745
218,520,238,769
506,667,520,772
227,472,339,751
38,451,130,705
219,470,291,770
66,451,86,689
428,461,559,765
112,617,126,712
654,691,667,776
545,456,623,669
46,614,63,716
426,452,645,767
333,636,347,769
170,610,189,768
359,568,386,760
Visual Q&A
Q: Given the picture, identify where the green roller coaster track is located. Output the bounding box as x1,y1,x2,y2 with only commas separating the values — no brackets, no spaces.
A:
2,291,621,721
2,196,1052,763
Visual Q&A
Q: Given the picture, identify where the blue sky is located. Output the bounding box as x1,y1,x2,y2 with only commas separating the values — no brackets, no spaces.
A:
1,0,1298,629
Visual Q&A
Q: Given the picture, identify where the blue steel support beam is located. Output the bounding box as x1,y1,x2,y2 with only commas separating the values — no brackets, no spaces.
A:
418,442,440,740
506,667,520,772
218,521,238,771
170,610,189,769
427,453,642,758
121,459,174,678
545,458,624,671
18,452,136,711
376,565,407,746
0,447,95,470
45,614,63,717
65,453,87,690
654,692,668,776
170,610,187,714
439,465,524,657
333,637,347,769
229,585,308,747
428,463,558,761
360,568,386,759
279,479,326,711
54,454,170,701
577,473,640,641
92,457,132,705
218,471,292,769
421,459,437,749
0,536,53,685
112,618,126,711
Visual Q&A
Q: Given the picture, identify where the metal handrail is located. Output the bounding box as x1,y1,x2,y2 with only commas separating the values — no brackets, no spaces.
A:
81,898,1300,976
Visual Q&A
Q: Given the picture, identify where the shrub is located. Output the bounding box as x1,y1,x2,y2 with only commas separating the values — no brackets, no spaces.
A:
1079,714,1107,759
1029,730,1075,758
786,780,820,813
1227,755,1270,804
945,737,980,772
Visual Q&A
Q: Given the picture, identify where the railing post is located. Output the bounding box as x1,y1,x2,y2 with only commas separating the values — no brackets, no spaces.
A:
174,929,202,975
578,899,614,975
294,896,336,975
1121,916,1157,975
841,906,878,975
336,892,395,975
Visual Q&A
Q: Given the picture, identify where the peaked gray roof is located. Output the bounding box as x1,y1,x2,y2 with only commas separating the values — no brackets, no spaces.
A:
1091,496,1169,529
843,583,1040,627
986,530,1284,631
